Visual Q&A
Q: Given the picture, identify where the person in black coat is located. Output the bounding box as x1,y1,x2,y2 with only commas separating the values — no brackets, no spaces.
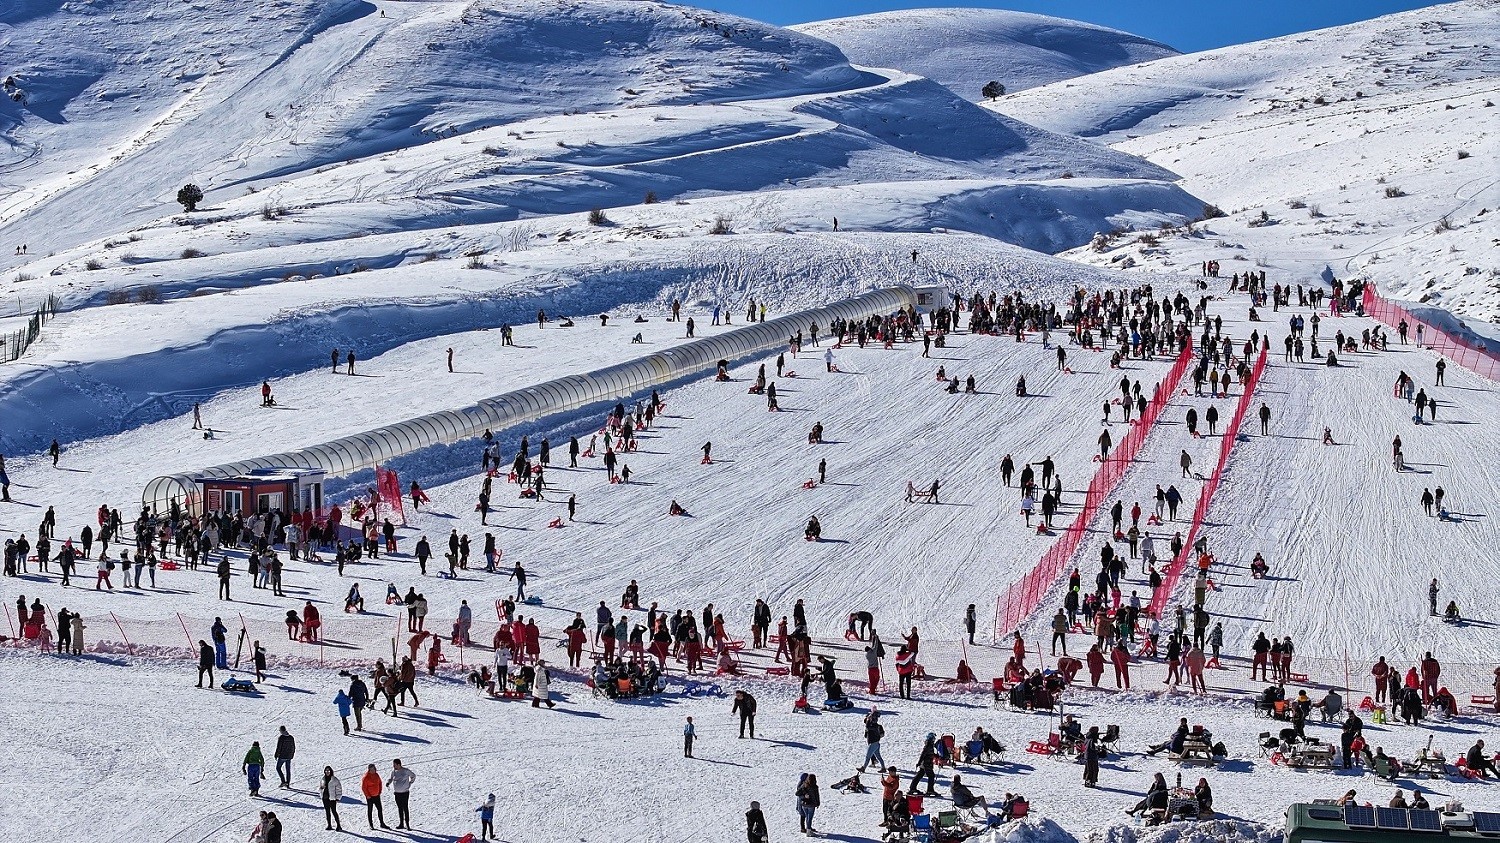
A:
745,801,768,843
1082,726,1102,788
732,690,757,738
274,726,296,787
197,640,215,688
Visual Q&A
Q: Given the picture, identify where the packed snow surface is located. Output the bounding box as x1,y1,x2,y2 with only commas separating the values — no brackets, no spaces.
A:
0,1,1498,842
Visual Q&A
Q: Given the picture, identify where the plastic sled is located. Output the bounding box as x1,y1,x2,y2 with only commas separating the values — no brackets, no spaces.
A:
222,678,258,693
801,479,817,490
546,518,564,529
785,371,797,378
160,560,181,571
700,456,712,465
823,697,853,711
609,476,622,484
522,596,543,606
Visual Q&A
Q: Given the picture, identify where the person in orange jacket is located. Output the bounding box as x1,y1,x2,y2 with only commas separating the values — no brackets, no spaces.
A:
361,764,389,829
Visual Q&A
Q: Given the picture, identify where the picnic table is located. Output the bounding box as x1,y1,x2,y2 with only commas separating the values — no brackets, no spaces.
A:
1287,743,1336,769
1167,788,1200,817
1409,753,1448,779
1170,736,1217,765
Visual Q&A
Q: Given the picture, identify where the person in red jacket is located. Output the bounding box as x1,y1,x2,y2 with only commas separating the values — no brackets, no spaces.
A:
1087,644,1106,687
905,627,920,657
525,618,541,664
565,618,587,667
1011,632,1027,665
1110,642,1131,689
302,601,321,642
1420,653,1441,702
1372,657,1390,703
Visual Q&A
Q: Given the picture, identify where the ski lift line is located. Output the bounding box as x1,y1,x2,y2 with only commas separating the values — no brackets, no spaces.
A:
143,286,922,516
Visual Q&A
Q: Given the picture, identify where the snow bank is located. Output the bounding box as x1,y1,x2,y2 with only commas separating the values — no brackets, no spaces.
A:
1086,819,1283,843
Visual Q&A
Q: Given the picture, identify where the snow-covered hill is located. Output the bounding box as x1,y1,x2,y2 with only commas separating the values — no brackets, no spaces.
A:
995,0,1500,328
0,0,1205,434
793,8,1178,99
0,0,1189,268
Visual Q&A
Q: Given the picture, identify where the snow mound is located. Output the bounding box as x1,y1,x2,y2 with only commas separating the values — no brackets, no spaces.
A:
983,816,1080,843
794,8,1177,98
1087,819,1283,843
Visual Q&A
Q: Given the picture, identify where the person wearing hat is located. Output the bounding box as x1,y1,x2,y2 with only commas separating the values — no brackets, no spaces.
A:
746,800,768,843
476,793,496,840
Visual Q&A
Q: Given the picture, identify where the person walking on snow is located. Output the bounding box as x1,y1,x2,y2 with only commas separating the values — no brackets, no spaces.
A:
320,767,344,831
243,741,265,797
274,726,295,788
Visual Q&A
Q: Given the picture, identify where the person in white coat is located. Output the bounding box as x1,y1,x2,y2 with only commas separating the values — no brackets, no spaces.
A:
1140,532,1156,573
531,661,555,709
321,767,344,831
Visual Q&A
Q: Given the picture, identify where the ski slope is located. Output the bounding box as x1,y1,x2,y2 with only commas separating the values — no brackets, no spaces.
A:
2,1,1499,842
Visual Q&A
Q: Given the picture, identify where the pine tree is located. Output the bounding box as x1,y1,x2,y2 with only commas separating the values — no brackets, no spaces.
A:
177,183,204,212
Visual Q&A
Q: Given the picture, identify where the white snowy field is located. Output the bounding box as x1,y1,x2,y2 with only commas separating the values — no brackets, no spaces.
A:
3,638,1498,843
2,0,1500,841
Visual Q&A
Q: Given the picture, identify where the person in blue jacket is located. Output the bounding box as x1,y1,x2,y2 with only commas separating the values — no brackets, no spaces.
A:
334,689,353,735
476,793,496,840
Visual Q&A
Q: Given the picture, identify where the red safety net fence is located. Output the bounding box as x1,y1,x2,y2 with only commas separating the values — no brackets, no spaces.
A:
1148,345,1269,619
993,344,1194,640
1362,284,1500,381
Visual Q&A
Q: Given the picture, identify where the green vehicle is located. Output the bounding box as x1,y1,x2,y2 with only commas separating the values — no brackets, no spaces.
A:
1287,803,1500,843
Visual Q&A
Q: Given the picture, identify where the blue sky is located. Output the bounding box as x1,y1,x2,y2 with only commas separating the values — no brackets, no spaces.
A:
699,1,1445,52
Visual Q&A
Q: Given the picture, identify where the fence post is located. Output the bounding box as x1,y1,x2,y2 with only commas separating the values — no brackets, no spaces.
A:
111,612,134,655
176,612,195,649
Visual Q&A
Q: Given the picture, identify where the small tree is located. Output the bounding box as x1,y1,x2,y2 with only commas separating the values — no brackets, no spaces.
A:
177,183,204,212
981,80,1005,101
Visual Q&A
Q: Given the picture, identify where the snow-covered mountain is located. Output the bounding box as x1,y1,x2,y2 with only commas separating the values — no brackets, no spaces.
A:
793,8,1178,99
996,0,1500,329
3,3,1500,843
0,0,1204,451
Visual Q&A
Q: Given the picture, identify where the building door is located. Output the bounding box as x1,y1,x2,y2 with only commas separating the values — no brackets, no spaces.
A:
222,490,243,515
